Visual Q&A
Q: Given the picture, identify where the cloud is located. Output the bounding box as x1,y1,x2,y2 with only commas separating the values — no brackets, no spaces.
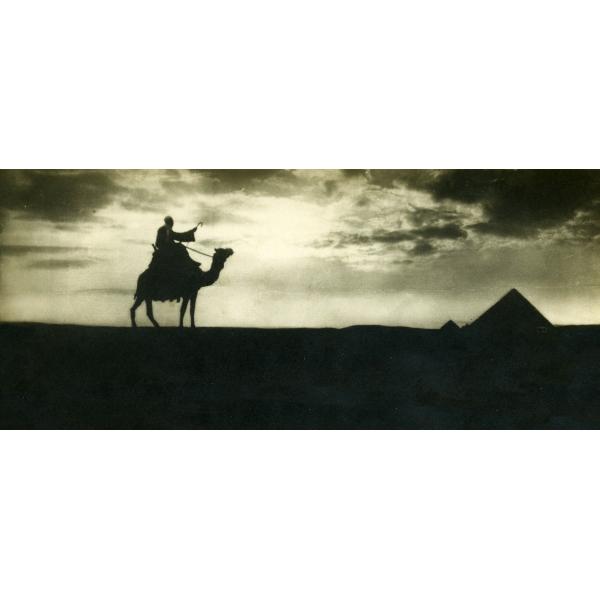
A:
4,169,600,245
317,229,416,249
566,220,600,241
468,220,532,238
163,170,295,195
0,244,88,256
370,230,416,243
200,170,289,189
0,169,276,228
340,170,366,178
74,287,132,295
409,240,436,256
52,223,90,232
27,258,97,269
315,222,465,255
361,170,600,239
366,169,441,191
0,170,124,222
406,206,462,227
323,180,337,196
414,223,467,240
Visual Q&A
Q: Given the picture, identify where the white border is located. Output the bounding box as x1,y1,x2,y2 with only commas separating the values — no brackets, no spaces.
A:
2,1,600,599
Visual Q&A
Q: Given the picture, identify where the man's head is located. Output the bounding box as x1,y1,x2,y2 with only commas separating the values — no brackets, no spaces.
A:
164,216,174,228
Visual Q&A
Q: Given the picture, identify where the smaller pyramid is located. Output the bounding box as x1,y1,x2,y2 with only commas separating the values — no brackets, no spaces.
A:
440,320,460,332
468,288,552,335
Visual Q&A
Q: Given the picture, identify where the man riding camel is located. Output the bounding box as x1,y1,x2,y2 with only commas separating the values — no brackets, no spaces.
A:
151,216,203,273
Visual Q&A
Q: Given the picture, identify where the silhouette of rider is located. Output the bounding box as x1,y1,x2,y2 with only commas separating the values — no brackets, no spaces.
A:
154,216,200,270
156,216,198,249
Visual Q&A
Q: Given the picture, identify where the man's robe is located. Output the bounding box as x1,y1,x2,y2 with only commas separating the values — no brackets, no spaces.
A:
155,225,196,250
146,225,199,301
151,224,198,275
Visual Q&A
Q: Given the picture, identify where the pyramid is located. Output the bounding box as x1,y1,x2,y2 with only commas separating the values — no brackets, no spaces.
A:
468,288,552,334
440,319,460,332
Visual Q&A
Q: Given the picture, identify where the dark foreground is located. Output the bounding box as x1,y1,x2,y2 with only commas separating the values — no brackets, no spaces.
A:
1,323,600,429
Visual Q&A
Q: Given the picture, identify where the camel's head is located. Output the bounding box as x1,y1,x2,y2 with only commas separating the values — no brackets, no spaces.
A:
213,248,234,266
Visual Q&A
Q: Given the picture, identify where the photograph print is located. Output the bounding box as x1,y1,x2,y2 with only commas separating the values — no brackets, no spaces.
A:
1,169,600,429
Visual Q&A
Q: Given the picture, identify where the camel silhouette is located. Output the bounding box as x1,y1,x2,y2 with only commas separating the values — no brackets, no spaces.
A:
130,247,234,328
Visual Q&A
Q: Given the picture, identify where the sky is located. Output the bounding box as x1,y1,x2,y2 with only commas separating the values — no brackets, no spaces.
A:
2,169,600,328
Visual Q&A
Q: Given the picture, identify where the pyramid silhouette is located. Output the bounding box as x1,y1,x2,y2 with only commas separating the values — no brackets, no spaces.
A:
468,288,552,334
440,319,460,332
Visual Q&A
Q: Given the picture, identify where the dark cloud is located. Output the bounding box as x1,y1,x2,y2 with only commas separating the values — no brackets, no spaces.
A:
414,223,467,240
198,170,287,187
406,206,462,227
74,287,132,295
364,170,600,239
371,230,416,243
468,221,533,238
0,244,88,256
566,220,600,241
164,170,295,195
366,169,442,191
323,180,337,196
316,232,379,248
410,240,436,256
316,220,467,260
317,229,416,249
317,222,465,253
27,258,97,269
354,195,370,207
0,170,124,222
340,170,366,178
52,223,89,232
4,169,600,243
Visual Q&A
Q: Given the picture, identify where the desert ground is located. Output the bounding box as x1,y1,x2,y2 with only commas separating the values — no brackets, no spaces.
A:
1,322,599,429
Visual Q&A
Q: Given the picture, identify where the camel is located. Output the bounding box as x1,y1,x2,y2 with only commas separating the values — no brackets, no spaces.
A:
130,248,234,328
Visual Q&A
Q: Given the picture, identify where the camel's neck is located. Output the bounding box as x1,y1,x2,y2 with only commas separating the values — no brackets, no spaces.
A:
210,259,226,274
198,257,226,288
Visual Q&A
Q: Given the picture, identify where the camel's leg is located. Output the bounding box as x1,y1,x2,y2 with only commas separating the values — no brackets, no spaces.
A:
190,291,198,329
179,296,189,328
145,299,160,327
130,296,144,328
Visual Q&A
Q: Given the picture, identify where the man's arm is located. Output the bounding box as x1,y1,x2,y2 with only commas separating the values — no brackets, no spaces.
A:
172,228,196,243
